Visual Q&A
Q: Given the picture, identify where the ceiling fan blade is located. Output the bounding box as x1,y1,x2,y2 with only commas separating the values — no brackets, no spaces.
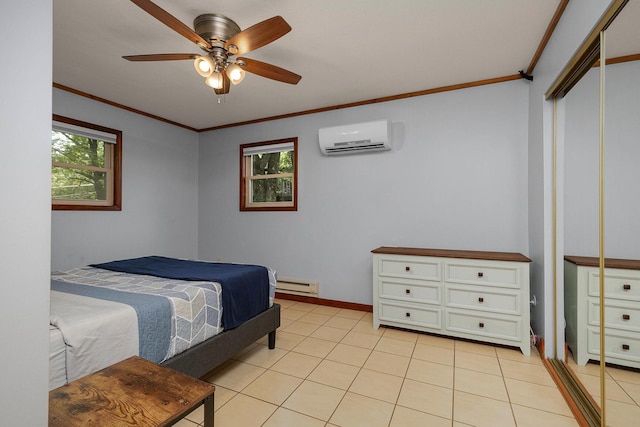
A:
239,58,301,85
123,53,199,61
130,0,212,50
225,16,291,55
214,73,231,95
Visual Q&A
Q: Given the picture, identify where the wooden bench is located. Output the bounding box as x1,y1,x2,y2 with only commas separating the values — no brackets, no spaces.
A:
49,356,215,426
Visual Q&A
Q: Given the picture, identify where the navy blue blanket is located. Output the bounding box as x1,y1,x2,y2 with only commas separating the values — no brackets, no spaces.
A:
51,279,172,363
92,256,270,329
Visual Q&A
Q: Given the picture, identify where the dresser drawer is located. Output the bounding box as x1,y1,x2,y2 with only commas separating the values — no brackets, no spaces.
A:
586,328,640,365
444,261,521,288
587,269,640,301
378,256,441,281
378,300,441,329
587,300,640,333
445,285,520,315
445,310,521,342
379,278,441,305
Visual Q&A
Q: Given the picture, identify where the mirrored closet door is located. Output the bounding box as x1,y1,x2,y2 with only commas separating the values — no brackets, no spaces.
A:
549,1,640,425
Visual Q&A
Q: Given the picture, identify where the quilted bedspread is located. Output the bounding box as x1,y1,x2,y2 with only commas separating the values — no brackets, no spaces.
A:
51,266,223,362
92,256,271,329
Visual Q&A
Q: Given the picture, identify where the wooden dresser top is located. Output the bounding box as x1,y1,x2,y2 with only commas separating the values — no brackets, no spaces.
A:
372,246,532,263
565,255,640,270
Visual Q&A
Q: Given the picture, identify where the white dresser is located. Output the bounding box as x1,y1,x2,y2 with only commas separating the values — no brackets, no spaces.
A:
564,256,640,368
372,247,531,355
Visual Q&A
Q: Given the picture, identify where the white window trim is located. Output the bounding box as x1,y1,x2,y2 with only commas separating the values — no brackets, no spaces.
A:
51,114,122,211
52,120,118,144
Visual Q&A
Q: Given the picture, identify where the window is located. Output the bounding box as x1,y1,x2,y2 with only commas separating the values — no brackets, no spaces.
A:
240,138,297,211
51,114,122,210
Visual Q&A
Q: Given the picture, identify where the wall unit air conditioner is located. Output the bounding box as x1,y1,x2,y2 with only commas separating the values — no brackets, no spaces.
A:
318,119,391,155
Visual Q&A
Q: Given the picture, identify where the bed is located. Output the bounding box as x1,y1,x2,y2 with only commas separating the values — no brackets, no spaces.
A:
49,256,280,390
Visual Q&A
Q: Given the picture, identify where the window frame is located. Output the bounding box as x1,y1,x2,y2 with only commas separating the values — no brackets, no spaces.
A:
51,114,122,211
240,137,298,212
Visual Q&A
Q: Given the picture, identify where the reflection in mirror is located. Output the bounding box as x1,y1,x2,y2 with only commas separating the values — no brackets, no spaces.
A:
561,54,604,423
561,54,603,425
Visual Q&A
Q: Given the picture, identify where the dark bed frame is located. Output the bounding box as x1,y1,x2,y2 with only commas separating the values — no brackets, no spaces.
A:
162,303,281,379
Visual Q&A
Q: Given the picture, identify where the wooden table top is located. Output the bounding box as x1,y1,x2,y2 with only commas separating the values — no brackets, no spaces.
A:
49,356,215,427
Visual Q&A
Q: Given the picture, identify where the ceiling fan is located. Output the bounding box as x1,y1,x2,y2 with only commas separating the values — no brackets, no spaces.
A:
123,0,301,95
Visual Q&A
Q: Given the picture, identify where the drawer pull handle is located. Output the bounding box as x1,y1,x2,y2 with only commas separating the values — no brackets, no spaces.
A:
405,289,411,294
405,266,411,272
478,272,484,278
623,314,631,321
479,322,485,328
406,312,411,317
478,297,484,303
624,284,631,290
623,344,630,351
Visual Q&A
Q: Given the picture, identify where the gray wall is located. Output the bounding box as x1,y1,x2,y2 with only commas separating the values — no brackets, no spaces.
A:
51,89,200,271
198,80,530,305
0,2,52,425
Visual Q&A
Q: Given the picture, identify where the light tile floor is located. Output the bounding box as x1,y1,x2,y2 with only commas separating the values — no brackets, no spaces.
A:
567,353,640,427
176,299,579,427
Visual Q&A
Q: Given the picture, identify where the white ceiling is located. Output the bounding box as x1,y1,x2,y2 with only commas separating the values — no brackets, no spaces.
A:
53,0,639,130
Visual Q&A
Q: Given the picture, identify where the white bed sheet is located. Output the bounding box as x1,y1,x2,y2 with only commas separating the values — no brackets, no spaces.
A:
49,325,66,390
49,290,139,388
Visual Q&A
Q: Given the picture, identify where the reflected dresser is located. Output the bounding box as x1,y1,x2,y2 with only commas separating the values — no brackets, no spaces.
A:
565,255,640,368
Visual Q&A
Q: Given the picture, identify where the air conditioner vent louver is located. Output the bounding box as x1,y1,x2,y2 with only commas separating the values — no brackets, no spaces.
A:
319,120,391,155
325,141,389,153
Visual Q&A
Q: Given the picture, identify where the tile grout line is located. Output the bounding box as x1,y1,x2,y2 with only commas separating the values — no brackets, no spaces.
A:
207,301,579,426
495,347,519,426
224,306,336,426
287,303,416,426
383,331,417,427
257,304,370,426
305,306,365,427
452,343,457,425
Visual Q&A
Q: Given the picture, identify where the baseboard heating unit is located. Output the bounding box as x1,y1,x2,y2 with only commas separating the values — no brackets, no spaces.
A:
276,278,319,297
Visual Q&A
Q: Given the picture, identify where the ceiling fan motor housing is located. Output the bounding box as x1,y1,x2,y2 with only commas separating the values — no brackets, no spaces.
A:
193,14,240,50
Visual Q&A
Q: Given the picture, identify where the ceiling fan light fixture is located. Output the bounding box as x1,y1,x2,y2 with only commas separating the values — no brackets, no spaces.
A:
226,63,245,85
194,55,215,77
204,71,224,89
